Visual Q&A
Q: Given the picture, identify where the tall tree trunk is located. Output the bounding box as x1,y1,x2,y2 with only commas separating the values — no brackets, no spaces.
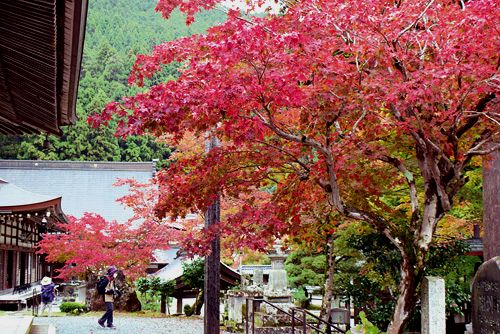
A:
320,234,336,325
386,254,419,334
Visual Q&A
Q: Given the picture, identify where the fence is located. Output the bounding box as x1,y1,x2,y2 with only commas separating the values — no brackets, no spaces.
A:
244,297,347,334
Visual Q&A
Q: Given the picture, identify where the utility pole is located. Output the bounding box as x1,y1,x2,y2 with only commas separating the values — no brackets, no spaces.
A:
204,135,220,334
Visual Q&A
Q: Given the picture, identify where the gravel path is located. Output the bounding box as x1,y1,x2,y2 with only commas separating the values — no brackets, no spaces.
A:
33,315,215,334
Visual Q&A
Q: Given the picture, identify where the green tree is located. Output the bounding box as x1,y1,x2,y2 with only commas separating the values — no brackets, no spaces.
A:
182,258,204,315
0,0,225,162
285,250,326,289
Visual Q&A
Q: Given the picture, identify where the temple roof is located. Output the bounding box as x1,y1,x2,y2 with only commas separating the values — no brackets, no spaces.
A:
0,160,155,222
0,178,62,212
0,0,88,135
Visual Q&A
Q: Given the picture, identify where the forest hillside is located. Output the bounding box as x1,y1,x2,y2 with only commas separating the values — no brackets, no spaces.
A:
0,0,226,162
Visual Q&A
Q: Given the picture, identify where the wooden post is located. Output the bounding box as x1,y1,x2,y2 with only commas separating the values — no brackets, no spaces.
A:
483,147,500,260
245,298,249,334
204,135,221,334
252,299,256,334
176,297,182,314
303,311,307,333
160,294,166,314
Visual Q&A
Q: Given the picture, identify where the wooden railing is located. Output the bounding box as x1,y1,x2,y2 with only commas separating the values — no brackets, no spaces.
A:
32,288,40,316
12,283,32,294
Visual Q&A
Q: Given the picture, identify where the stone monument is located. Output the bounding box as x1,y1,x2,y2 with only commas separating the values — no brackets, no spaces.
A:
472,256,500,334
264,240,292,304
226,269,264,328
255,240,295,331
421,276,446,334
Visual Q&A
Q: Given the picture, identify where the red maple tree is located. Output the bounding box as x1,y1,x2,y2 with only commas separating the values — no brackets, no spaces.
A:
38,205,176,281
90,0,499,332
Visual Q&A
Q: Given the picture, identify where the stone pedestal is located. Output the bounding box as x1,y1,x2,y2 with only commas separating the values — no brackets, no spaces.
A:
421,276,446,334
258,241,294,327
227,290,262,325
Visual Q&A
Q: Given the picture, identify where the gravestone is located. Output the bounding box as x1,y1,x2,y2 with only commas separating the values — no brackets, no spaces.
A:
472,256,500,334
421,276,446,334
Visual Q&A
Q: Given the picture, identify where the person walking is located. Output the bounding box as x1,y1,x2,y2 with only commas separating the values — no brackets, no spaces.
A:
98,266,119,329
38,276,57,317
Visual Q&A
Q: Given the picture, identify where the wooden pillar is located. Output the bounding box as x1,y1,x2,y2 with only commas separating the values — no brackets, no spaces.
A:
483,148,500,260
204,135,221,334
0,249,5,290
177,297,183,314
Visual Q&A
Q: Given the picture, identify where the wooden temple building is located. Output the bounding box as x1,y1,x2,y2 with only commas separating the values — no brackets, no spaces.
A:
0,179,66,308
0,0,88,309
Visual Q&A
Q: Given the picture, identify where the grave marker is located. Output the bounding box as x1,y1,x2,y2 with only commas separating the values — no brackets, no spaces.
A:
472,257,500,334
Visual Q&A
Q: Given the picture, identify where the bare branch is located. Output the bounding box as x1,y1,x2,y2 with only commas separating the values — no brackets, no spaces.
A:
379,156,420,217
255,139,311,173
456,92,496,138
466,135,499,156
463,110,500,126
396,0,435,42
213,5,274,35
351,108,367,135
467,144,500,156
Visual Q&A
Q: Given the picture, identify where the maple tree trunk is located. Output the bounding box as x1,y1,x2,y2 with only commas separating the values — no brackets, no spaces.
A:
386,254,418,334
320,234,335,326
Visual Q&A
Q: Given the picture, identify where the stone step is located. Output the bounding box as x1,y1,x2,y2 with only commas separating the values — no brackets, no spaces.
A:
29,324,56,334
3,316,33,334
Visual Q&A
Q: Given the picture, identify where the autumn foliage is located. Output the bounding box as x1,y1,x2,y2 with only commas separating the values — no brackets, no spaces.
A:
86,0,498,332
38,211,174,281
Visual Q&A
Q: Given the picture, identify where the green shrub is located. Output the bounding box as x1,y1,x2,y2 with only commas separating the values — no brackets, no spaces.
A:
184,304,194,316
59,302,87,315
347,311,386,334
307,304,321,311
293,288,310,308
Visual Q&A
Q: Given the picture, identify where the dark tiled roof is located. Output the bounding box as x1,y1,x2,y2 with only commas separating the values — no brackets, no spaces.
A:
0,0,88,135
0,160,155,222
0,159,155,171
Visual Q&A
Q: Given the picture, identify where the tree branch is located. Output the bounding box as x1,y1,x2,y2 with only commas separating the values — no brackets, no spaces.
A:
456,92,496,138
379,155,420,220
396,0,435,42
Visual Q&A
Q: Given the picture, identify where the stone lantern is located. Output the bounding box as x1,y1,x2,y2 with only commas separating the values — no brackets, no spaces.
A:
264,240,292,303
